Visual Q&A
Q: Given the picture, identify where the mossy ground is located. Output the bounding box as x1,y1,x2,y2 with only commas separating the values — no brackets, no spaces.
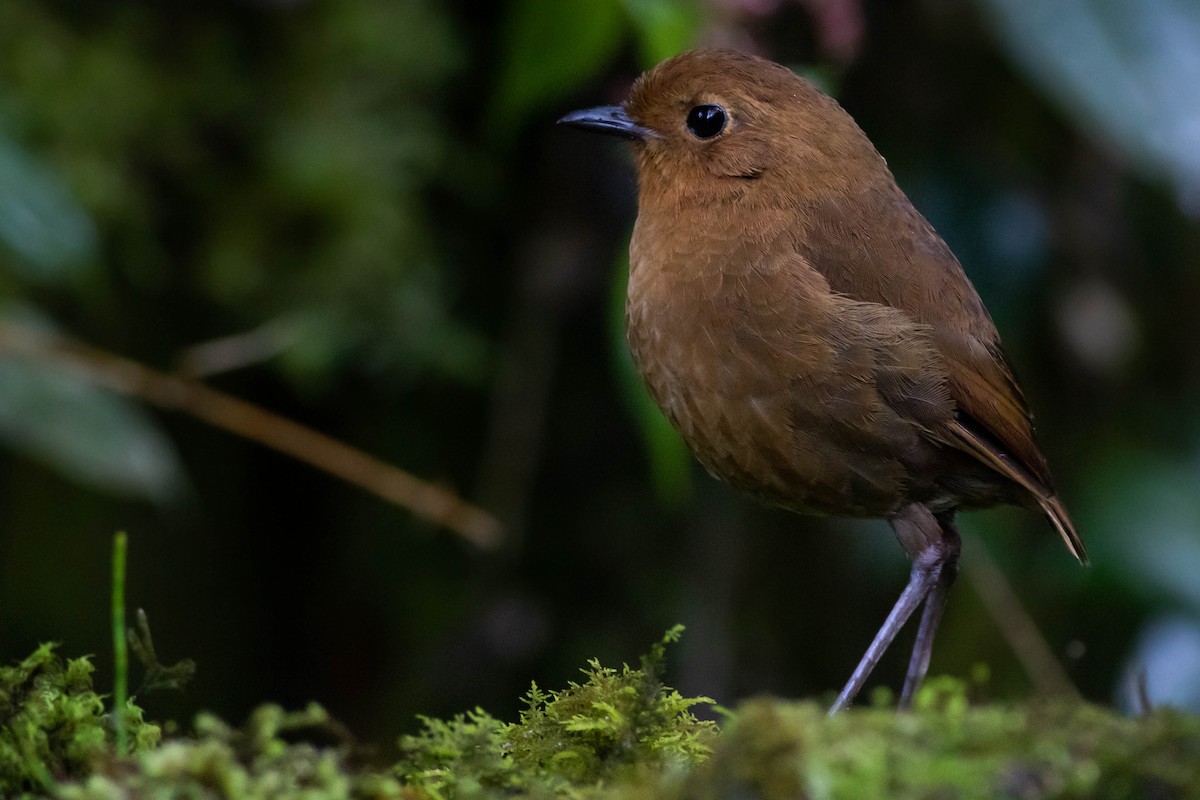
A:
2,629,1197,799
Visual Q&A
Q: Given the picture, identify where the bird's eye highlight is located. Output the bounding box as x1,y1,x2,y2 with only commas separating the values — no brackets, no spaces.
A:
686,104,726,139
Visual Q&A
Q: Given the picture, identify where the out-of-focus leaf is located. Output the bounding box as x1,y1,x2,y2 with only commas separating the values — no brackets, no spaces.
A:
1076,442,1200,614
0,136,98,284
490,0,625,137
980,0,1200,211
0,311,185,503
622,0,704,66
608,242,692,505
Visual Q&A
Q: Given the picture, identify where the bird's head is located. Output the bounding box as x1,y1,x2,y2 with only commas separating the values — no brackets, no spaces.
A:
559,49,883,207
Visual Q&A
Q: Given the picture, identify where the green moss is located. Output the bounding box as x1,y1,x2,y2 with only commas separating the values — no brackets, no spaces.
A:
398,625,718,798
396,709,519,798
4,634,1200,799
57,703,407,800
395,651,1200,800
503,625,717,781
636,683,1200,800
0,642,160,796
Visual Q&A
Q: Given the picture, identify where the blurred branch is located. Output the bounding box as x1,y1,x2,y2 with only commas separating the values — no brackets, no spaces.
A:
962,538,1079,700
176,321,297,378
0,320,502,549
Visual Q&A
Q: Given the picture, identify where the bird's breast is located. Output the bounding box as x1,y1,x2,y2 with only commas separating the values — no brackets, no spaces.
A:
625,209,929,516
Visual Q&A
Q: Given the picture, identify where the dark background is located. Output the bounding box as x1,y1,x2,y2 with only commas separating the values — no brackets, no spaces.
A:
2,0,1200,743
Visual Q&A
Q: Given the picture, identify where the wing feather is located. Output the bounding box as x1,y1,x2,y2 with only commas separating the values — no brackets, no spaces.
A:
797,191,1085,561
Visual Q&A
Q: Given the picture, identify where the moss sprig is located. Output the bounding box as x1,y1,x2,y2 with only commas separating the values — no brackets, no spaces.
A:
0,643,160,796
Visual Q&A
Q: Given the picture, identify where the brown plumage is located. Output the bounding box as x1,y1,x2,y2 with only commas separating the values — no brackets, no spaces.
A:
560,49,1085,711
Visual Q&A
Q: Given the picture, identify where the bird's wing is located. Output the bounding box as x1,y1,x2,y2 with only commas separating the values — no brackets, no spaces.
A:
797,194,1087,563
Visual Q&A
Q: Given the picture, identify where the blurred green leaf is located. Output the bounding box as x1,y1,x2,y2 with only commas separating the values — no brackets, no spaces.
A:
1077,442,1200,614
0,311,185,503
609,242,692,505
490,0,625,137
0,136,98,285
622,0,704,66
981,0,1200,209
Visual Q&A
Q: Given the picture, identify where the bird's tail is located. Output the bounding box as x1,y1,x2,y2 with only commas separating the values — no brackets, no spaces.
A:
945,420,1089,565
1037,494,1089,566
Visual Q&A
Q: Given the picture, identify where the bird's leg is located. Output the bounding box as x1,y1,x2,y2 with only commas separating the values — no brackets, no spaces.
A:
828,504,954,715
898,514,961,708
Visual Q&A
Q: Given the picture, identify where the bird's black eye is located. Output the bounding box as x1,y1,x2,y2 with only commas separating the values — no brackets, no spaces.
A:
686,104,726,139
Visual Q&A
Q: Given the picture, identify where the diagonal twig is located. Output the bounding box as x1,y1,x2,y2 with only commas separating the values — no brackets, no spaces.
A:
0,320,502,549
962,535,1079,699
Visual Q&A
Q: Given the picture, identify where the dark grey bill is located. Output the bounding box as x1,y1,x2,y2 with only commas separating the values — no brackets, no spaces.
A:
556,105,653,141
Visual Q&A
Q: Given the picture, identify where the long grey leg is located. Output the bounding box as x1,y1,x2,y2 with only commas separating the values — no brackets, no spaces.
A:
828,504,956,715
898,517,961,708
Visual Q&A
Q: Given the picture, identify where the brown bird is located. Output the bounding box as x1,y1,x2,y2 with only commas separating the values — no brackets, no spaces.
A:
558,49,1086,712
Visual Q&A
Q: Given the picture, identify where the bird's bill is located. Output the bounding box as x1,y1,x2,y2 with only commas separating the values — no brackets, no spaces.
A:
557,105,653,141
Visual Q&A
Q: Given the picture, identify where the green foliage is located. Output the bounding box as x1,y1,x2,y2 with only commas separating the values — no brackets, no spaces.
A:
111,531,128,757
0,630,713,799
621,0,705,66
0,0,490,503
489,0,704,139
398,625,717,797
663,685,1200,800
489,0,626,138
0,135,98,285
0,308,186,503
397,709,517,797
5,636,1200,799
503,625,716,782
0,643,160,796
56,704,400,800
0,0,482,390
394,666,1200,800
